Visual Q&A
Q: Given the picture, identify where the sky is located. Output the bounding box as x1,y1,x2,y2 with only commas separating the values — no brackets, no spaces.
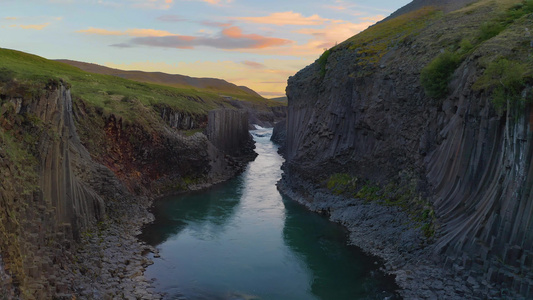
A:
0,0,410,98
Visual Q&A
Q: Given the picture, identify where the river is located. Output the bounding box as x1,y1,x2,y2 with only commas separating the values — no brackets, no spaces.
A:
139,127,399,300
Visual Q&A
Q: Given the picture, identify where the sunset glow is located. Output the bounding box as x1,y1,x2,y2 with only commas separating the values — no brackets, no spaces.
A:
1,0,410,97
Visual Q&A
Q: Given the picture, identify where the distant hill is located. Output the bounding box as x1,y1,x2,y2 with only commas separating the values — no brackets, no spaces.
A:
56,59,263,99
269,96,288,103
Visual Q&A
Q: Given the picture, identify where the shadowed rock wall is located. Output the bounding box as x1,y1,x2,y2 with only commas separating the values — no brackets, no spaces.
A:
0,83,260,297
154,104,207,130
0,84,109,297
207,109,255,157
36,86,106,239
282,2,533,297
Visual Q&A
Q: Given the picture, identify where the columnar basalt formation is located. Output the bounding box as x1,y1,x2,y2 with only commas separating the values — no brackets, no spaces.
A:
280,0,533,298
0,81,258,298
207,109,255,157
155,104,207,130
0,83,111,297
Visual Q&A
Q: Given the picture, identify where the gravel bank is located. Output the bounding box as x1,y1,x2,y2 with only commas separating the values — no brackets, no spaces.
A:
277,176,496,300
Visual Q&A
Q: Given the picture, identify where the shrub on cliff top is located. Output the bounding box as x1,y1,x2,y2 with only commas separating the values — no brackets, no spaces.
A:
317,49,331,78
0,68,15,83
421,51,462,99
474,58,528,110
478,21,506,42
477,0,533,42
344,6,439,66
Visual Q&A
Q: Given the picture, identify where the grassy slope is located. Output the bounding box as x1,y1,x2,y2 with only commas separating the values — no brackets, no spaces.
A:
311,0,533,240
329,0,533,98
56,59,264,100
0,48,283,122
340,6,441,65
269,96,288,103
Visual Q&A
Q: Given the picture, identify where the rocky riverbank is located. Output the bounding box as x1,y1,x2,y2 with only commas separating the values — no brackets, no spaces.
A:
65,116,257,299
0,75,258,297
279,0,533,298
277,175,512,299
68,216,162,299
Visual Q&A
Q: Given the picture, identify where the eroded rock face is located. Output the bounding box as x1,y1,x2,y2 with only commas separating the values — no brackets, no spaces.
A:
0,82,259,298
207,109,256,157
223,98,287,129
154,104,207,130
282,3,533,298
0,84,112,297
271,119,286,150
285,48,428,184
35,85,106,239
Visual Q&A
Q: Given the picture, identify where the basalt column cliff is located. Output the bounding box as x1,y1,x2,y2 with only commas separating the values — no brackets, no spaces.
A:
0,76,256,298
279,0,533,298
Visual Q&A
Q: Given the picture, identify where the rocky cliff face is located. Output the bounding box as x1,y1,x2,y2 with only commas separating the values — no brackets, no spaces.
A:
154,104,207,130
222,98,287,129
207,109,255,157
281,0,533,298
0,82,113,297
0,79,256,298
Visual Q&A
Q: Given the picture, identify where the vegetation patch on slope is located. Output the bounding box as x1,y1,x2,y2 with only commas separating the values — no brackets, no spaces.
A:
419,0,533,102
0,48,283,124
56,59,284,108
474,58,529,110
343,6,440,66
325,173,437,239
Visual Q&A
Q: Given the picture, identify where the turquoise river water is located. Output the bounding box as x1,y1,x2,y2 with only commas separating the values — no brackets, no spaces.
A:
139,127,399,300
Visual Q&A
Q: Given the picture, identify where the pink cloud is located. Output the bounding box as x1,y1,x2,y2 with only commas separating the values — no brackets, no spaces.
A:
9,23,51,30
197,0,233,5
242,61,265,69
157,15,186,22
236,11,330,26
129,25,292,50
242,20,375,57
221,26,291,48
201,21,232,28
131,0,174,9
77,27,125,35
77,27,178,37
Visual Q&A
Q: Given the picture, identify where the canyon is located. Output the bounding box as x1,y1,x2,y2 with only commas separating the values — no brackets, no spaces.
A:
2,0,533,298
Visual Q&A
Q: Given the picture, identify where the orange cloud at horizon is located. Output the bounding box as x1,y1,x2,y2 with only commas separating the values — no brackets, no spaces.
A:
77,27,124,36
9,23,51,30
221,26,292,49
242,61,265,69
221,26,242,38
236,11,330,26
239,20,375,58
126,28,178,37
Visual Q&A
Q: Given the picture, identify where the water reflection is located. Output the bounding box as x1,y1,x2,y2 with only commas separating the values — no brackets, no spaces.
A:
282,197,400,300
139,177,244,246
140,128,399,299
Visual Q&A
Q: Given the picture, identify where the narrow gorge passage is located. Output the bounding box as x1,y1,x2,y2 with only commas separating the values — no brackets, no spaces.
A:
139,128,399,300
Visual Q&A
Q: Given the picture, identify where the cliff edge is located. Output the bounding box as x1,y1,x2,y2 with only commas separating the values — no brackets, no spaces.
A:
281,0,533,298
0,77,256,297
